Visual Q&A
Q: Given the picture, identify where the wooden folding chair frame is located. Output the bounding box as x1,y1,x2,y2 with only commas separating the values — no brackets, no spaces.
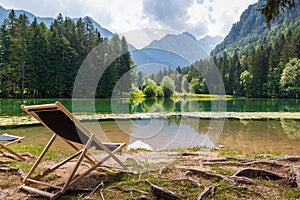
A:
0,133,25,161
20,101,128,199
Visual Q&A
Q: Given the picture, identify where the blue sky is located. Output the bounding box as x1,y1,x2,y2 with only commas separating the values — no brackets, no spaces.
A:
1,0,257,39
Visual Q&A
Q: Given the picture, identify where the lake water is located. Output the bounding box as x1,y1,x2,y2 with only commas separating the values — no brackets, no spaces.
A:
0,98,299,154
0,98,299,116
1,117,300,154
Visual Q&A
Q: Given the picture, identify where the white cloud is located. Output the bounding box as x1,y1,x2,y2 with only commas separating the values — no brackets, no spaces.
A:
1,0,257,39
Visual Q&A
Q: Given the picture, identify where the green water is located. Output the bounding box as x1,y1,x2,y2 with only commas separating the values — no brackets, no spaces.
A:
0,98,299,116
1,118,300,154
1,98,299,153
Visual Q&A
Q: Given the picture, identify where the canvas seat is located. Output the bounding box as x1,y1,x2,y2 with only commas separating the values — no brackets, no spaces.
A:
20,101,127,199
0,133,25,161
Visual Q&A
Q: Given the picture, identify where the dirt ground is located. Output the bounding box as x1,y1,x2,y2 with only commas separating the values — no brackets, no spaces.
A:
1,150,300,199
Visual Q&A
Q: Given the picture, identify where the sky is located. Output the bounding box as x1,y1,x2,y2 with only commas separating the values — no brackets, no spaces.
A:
1,0,257,40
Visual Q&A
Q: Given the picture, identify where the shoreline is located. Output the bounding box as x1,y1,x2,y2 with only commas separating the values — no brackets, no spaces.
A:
1,111,300,128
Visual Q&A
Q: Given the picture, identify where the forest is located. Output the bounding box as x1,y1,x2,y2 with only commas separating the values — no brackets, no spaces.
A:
0,7,299,99
0,10,133,98
136,26,300,99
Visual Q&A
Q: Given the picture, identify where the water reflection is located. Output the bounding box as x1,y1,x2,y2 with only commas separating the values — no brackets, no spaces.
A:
1,117,300,154
127,118,214,150
1,98,299,116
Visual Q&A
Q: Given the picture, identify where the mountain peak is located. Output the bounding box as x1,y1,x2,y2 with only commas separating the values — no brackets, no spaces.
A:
182,32,197,41
0,5,113,38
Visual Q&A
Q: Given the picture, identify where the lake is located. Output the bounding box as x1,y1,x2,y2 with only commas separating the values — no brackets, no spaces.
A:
0,98,299,154
1,117,300,154
0,98,299,116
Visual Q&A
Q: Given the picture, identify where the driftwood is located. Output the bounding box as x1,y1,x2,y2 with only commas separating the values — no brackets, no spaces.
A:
198,186,215,200
234,168,284,180
147,181,182,200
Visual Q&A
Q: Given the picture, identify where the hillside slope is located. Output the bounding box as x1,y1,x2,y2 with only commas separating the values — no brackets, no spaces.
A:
211,0,300,56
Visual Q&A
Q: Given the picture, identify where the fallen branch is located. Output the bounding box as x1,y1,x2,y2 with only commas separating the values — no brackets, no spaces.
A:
234,168,284,180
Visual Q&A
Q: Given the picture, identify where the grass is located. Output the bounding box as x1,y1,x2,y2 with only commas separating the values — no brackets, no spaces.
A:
1,144,299,199
217,149,243,157
245,151,283,160
3,144,74,173
283,188,300,199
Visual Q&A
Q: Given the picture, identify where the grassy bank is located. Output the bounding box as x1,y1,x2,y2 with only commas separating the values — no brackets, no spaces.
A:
1,144,300,199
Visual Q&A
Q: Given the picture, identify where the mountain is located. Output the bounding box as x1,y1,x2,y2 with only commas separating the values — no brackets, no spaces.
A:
198,35,224,54
146,32,208,63
0,5,113,38
130,32,223,74
211,0,300,56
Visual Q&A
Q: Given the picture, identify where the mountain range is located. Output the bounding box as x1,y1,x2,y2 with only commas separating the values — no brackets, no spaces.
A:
131,32,223,74
0,5,113,38
0,5,223,74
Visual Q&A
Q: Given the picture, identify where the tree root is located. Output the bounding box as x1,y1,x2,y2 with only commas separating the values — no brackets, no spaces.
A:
234,168,284,180
198,186,215,200
276,156,300,162
0,167,25,179
113,186,149,195
187,168,254,184
202,160,283,168
289,166,300,188
147,181,182,200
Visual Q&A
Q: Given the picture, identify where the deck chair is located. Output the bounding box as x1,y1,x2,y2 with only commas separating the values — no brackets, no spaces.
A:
20,101,127,199
0,133,25,161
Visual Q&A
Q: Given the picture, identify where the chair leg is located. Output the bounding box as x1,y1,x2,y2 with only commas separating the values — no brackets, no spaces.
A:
69,143,126,187
61,134,95,193
23,134,57,183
